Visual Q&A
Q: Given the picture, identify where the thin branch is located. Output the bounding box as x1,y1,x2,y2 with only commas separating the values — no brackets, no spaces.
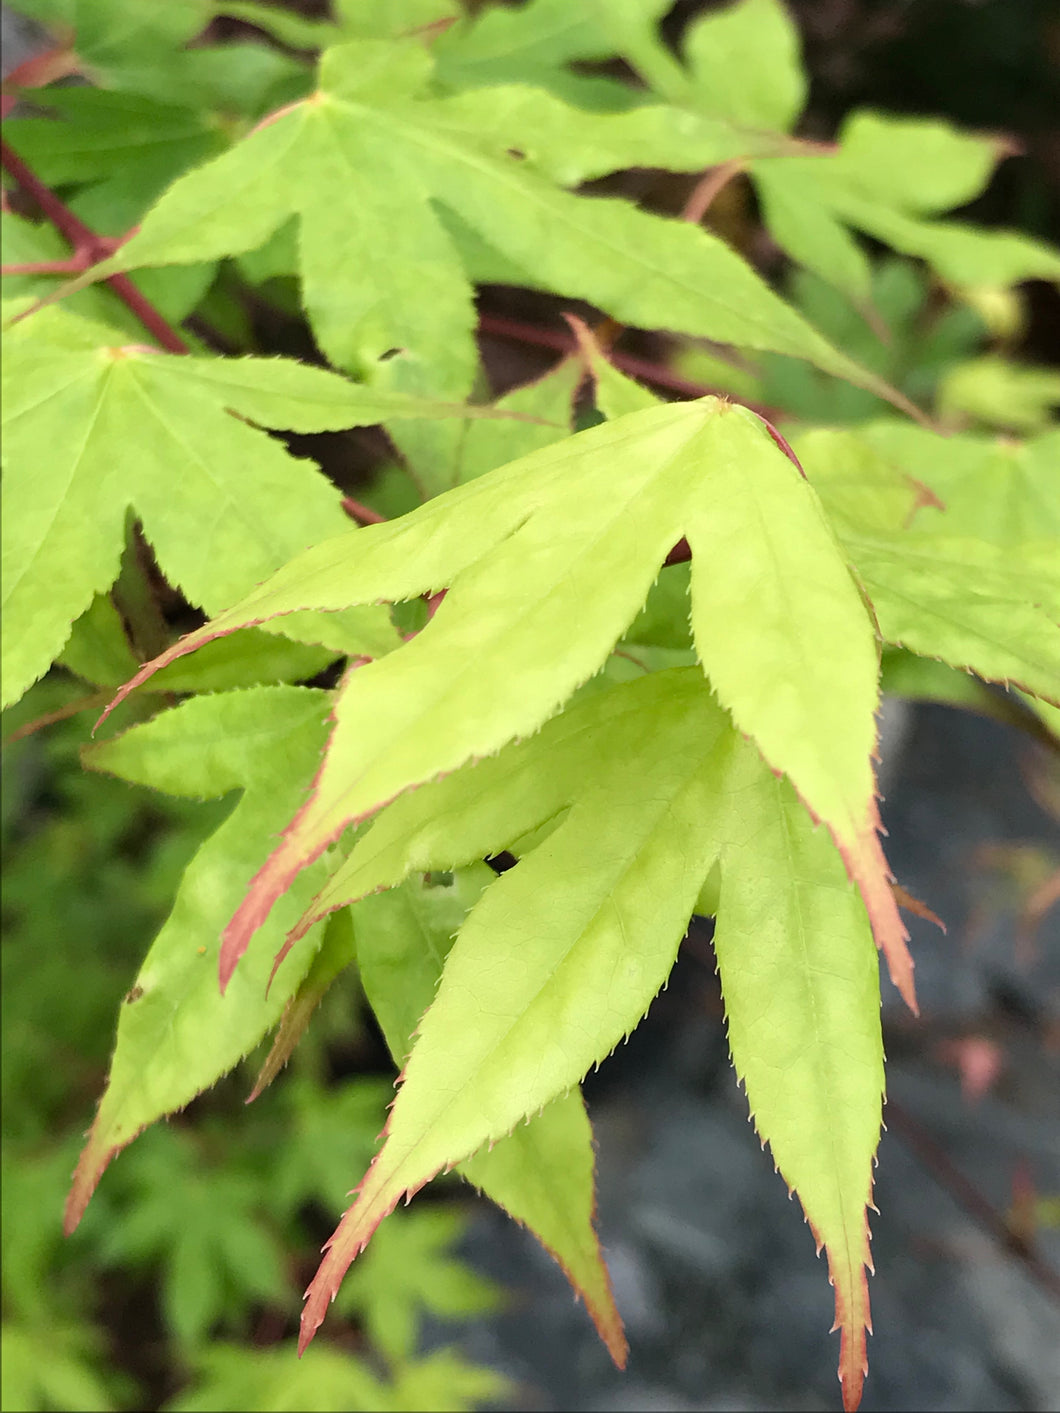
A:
3,690,112,745
477,311,784,421
682,158,747,226
340,496,388,526
2,257,90,276
885,1096,1060,1304
1,140,189,353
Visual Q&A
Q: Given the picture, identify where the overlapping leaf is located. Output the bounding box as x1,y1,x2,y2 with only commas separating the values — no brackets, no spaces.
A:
0,302,523,707
274,667,884,1407
291,670,735,1349
80,38,896,410
607,0,1060,301
10,0,306,112
102,395,913,1010
796,424,1060,706
63,686,338,1235
349,870,627,1365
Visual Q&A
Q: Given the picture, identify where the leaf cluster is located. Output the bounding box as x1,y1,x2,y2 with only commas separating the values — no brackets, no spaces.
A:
2,2,1058,1410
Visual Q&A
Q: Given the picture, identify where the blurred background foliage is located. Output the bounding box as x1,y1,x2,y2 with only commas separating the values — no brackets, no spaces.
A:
2,0,1058,1409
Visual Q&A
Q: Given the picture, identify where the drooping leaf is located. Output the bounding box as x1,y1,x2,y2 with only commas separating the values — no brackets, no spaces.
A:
82,39,899,406
1,302,520,705
282,666,885,1403
712,733,884,1413
349,868,627,1365
64,686,335,1235
294,669,736,1352
101,397,911,1009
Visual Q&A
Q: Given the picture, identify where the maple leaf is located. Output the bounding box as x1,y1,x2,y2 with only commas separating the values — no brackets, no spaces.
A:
166,1338,507,1413
11,0,306,112
605,0,1060,302
430,0,632,106
96,1126,288,1349
0,302,517,708
851,423,1060,549
164,1341,388,1413
63,687,338,1235
101,396,914,1016
261,668,883,1407
334,1207,500,1364
350,868,627,1366
797,423,1060,707
287,670,736,1346
77,37,899,412
938,357,1060,434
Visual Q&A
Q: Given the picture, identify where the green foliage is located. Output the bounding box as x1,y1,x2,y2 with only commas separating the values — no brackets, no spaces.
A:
3,2,1058,1411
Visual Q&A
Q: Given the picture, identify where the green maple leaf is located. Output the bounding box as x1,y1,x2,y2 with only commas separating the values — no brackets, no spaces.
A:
271,667,882,1409
63,686,337,1234
270,1073,394,1221
448,355,581,486
1,1320,123,1413
104,395,914,1017
165,1338,506,1413
850,423,1060,548
348,866,627,1365
246,909,361,1105
0,302,518,708
96,1126,288,1349
78,37,897,413
12,0,306,111
607,0,1060,302
937,356,1060,433
429,0,636,107
335,1207,500,1364
796,424,1060,706
164,1341,388,1413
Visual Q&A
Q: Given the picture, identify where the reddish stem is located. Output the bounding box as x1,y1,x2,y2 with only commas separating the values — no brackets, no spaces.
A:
3,691,111,745
477,311,784,421
340,496,388,525
1,140,188,353
2,257,86,276
0,43,79,120
681,158,747,226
